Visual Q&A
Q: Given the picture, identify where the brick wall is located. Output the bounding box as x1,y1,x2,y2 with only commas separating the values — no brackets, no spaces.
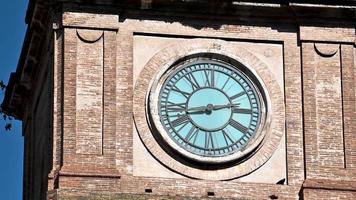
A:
10,2,356,200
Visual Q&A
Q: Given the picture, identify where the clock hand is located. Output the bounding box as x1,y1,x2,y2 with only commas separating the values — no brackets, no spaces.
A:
186,110,207,114
212,103,240,110
185,106,207,114
185,103,240,114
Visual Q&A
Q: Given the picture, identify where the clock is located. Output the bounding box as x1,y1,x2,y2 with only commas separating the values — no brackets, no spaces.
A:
134,41,283,179
152,57,265,162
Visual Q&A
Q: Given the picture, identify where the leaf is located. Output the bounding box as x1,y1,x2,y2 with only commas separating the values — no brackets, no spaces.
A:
5,123,12,131
0,80,5,90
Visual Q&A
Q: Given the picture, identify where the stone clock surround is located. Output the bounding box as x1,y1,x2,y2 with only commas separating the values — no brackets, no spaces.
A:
133,39,285,180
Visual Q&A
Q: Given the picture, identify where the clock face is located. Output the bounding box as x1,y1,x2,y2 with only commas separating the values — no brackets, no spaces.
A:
158,60,262,157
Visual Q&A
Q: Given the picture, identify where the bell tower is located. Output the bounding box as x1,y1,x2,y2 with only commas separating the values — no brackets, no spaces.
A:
2,0,356,199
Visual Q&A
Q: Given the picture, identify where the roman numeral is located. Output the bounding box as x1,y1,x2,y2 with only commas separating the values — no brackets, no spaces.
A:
229,119,248,133
185,126,199,143
230,91,246,100
172,86,190,98
184,73,200,90
221,76,231,90
211,68,215,87
203,70,211,87
222,130,235,145
205,132,214,149
233,108,253,114
171,115,190,127
176,120,189,132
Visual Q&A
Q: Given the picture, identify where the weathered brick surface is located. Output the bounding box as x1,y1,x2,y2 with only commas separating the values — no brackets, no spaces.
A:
76,29,104,155
340,44,356,169
4,2,356,200
302,39,356,182
116,25,134,175
61,26,119,177
303,43,345,168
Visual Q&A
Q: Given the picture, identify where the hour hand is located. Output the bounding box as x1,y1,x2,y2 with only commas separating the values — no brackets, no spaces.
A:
186,106,207,114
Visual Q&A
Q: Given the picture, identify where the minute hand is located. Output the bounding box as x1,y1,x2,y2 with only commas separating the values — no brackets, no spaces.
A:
212,104,239,110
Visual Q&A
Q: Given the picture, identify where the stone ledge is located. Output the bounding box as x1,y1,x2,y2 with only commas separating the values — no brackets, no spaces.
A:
303,179,356,192
54,189,279,200
62,12,119,30
299,26,355,43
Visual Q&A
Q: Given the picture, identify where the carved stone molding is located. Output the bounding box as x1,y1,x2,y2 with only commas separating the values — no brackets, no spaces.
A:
314,43,340,58
76,29,104,43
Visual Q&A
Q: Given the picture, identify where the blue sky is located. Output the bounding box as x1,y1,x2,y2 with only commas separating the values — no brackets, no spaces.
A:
0,0,28,199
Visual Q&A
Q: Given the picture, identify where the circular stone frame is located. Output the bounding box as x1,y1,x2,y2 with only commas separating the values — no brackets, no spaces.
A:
133,39,285,180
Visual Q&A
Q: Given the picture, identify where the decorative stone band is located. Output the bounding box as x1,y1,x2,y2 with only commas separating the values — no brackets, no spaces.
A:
133,39,285,180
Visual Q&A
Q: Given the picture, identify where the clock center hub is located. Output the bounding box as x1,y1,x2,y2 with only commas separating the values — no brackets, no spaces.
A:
206,103,213,112
187,88,232,131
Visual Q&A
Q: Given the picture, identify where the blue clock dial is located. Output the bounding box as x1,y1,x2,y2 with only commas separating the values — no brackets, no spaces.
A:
158,60,261,157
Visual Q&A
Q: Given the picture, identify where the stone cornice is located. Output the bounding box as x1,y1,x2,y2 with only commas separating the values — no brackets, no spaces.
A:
1,0,50,119
29,0,356,22
55,0,356,22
